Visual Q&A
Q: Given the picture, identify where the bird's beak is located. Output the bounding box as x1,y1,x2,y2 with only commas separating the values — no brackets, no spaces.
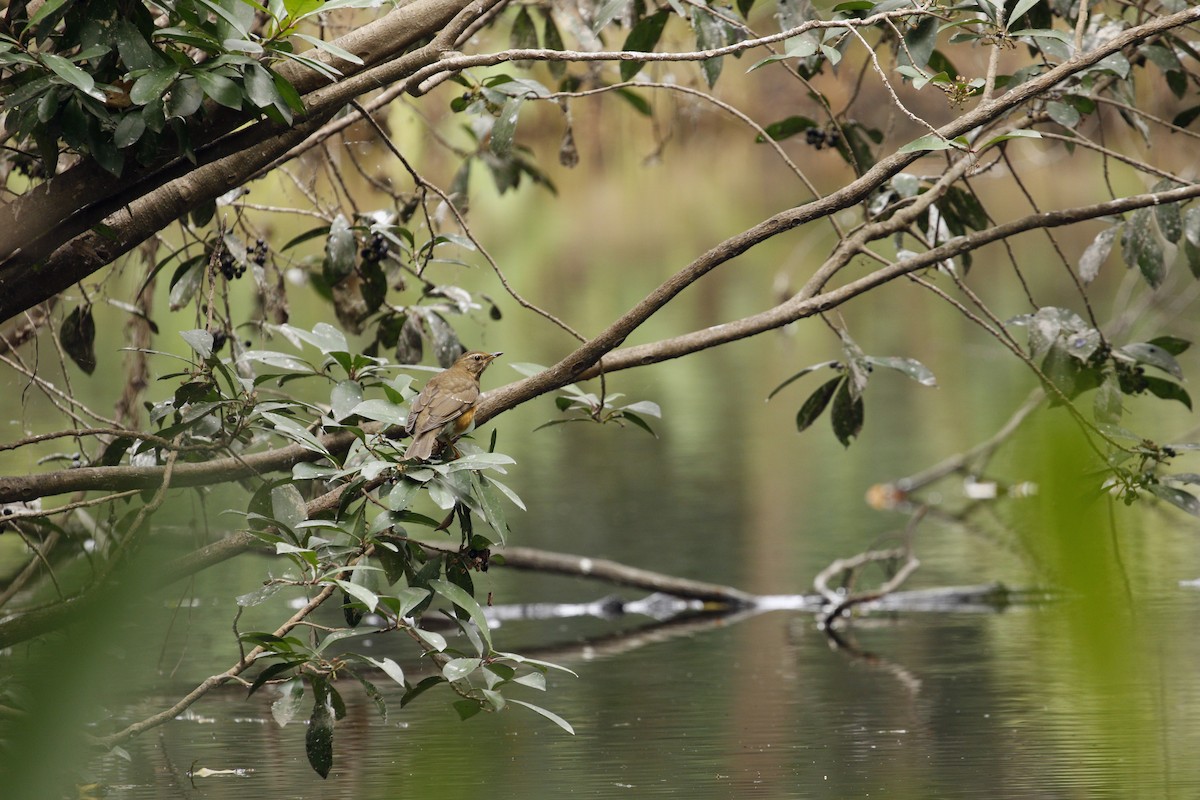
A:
489,351,503,360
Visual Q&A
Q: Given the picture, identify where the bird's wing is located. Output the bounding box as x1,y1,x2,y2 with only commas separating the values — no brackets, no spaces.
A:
408,386,478,436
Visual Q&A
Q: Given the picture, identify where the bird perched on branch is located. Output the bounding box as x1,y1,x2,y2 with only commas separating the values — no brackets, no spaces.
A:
403,350,502,461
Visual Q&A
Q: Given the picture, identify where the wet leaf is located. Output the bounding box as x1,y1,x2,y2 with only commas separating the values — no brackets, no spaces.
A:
431,578,493,651
620,10,669,81
1143,377,1192,410
509,699,574,734
1079,225,1119,283
306,679,336,778
323,214,356,285
442,657,482,682
271,484,309,532
60,304,97,374
271,678,305,727
865,356,938,386
335,579,379,614
768,360,839,401
756,116,817,144
1094,370,1123,423
830,377,864,447
795,376,841,433
1121,208,1165,288
1183,207,1200,279
330,380,364,421
1152,179,1183,244
1146,336,1190,356
1120,342,1184,379
1147,483,1200,517
490,95,523,159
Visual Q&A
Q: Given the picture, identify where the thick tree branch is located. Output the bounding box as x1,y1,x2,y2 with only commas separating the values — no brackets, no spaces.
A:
0,0,497,323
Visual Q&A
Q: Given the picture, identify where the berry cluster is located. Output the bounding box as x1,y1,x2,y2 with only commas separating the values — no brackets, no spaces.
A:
251,238,268,268
805,127,842,151
217,246,244,280
464,547,491,572
360,232,389,264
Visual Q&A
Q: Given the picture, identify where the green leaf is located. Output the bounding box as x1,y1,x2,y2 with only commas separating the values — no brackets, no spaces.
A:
1046,100,1080,129
490,95,523,158
330,380,363,422
756,115,817,144
591,0,629,34
1172,106,1200,129
243,62,280,108
349,398,407,427
195,70,243,109
1121,342,1183,379
1079,225,1119,283
865,356,937,386
795,376,842,433
1094,370,1123,424
900,15,937,70
620,10,670,82
60,304,97,374
1143,376,1192,410
830,377,864,447
335,579,379,613
1121,207,1165,288
769,361,839,401
180,328,214,359
430,578,493,652
115,20,162,71
694,9,726,88
168,257,205,311
442,657,482,682
1183,207,1200,279
1147,483,1200,517
41,53,102,100
165,76,204,118
28,0,71,29
898,133,965,153
510,6,539,53
323,213,356,285
509,699,575,734
271,678,305,726
306,679,336,778
293,32,364,67
543,10,566,77
247,659,301,697
1008,0,1042,26
113,113,146,148
361,655,406,687
1151,180,1183,243
271,483,309,530
130,65,179,106
1146,336,1191,356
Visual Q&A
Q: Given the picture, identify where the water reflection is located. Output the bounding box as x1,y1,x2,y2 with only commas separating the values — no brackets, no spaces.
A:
84,576,1200,799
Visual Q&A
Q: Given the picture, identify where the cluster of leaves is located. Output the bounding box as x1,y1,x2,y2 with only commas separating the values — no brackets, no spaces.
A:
129,322,573,776
768,330,937,447
1079,184,1200,290
1004,306,1200,515
509,362,663,436
0,0,380,177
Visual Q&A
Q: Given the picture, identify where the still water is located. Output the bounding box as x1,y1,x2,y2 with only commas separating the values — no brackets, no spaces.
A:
68,344,1200,800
